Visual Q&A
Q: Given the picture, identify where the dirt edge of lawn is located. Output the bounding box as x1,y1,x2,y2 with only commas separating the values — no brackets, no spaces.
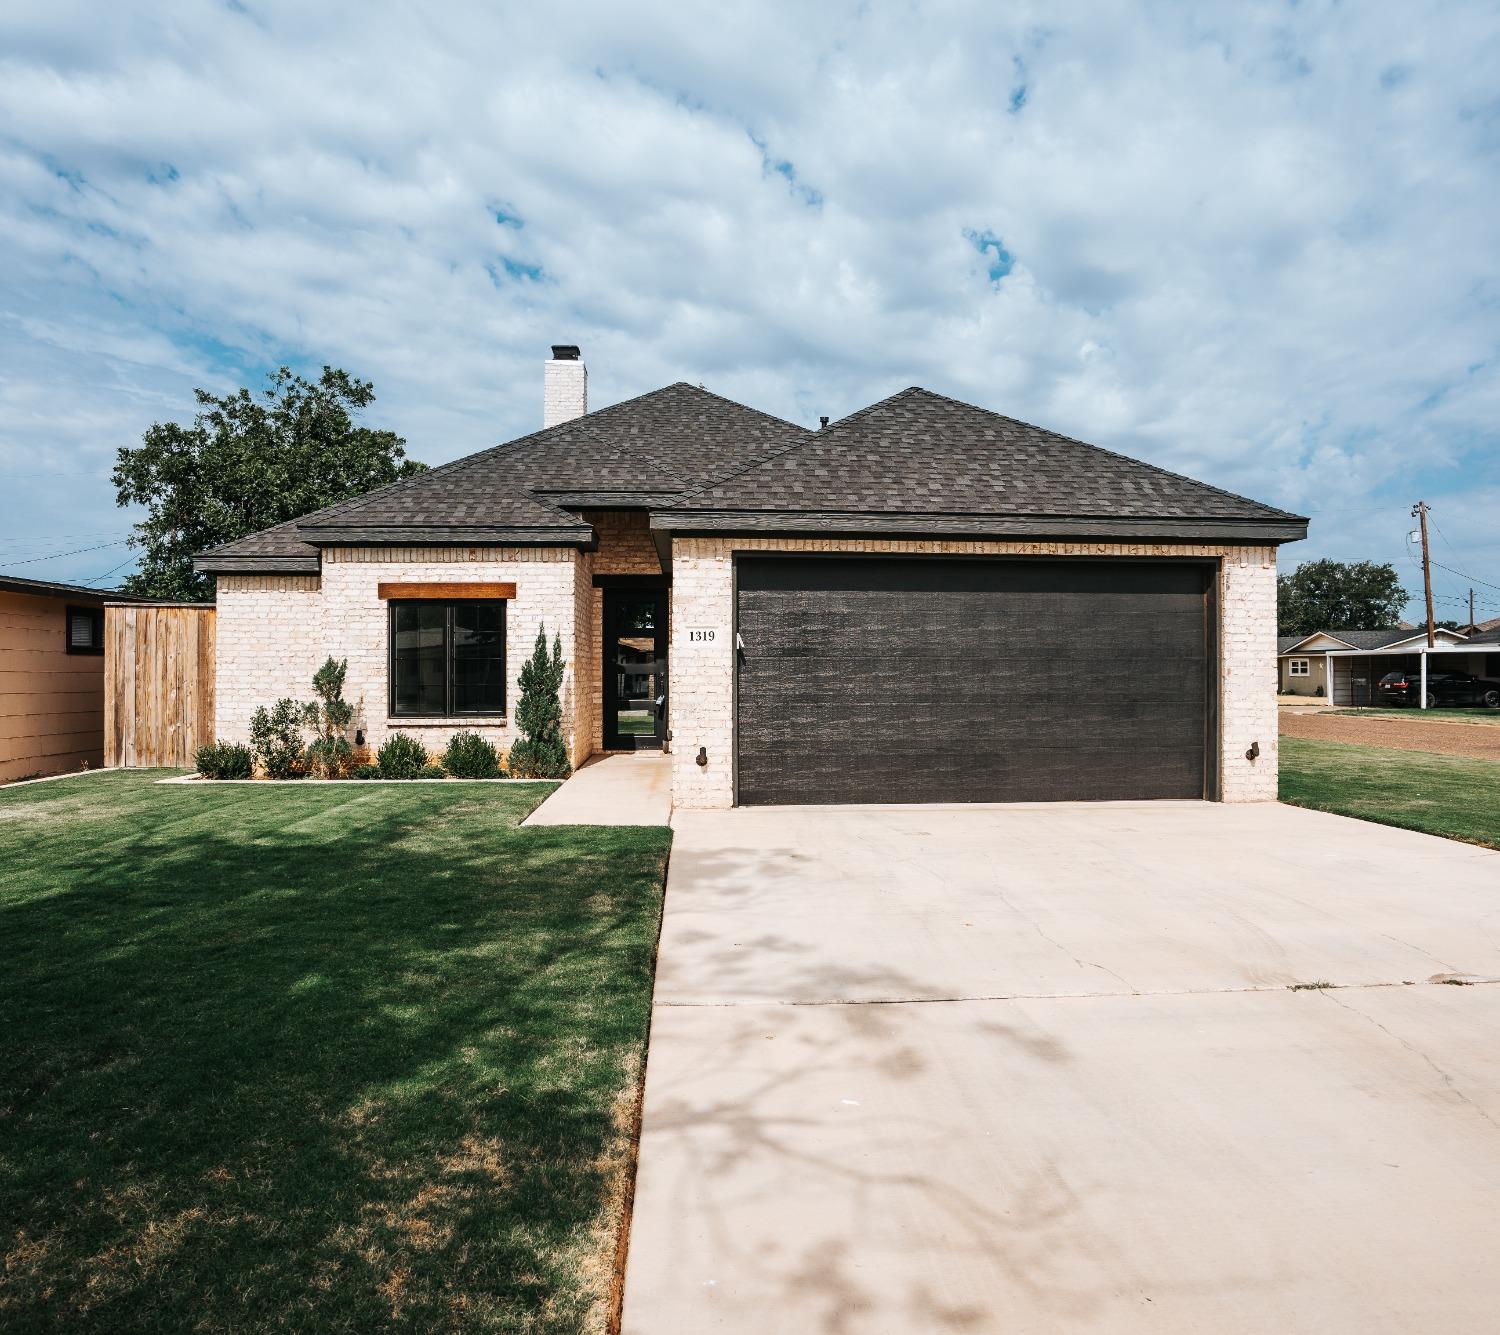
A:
604,836,671,1335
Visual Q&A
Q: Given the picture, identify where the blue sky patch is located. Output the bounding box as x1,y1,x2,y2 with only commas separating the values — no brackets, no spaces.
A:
749,132,824,207
964,229,1014,283
486,257,544,286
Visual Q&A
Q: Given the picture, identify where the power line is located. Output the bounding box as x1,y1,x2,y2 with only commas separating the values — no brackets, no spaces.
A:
1430,560,1500,596
0,539,130,567
80,554,139,586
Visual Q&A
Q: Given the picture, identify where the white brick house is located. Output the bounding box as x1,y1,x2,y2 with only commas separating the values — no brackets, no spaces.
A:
196,346,1307,808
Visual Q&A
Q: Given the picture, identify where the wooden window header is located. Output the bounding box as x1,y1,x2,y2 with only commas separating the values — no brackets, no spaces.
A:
377,582,516,601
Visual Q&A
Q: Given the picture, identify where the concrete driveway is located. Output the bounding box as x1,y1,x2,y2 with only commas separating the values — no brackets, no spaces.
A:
622,802,1500,1334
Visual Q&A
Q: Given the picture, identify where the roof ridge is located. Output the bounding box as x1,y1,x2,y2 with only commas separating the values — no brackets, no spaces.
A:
905,387,1306,522
821,385,926,433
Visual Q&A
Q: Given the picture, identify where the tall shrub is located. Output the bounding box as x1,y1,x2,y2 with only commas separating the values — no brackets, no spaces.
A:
250,700,306,779
304,657,355,778
508,627,571,779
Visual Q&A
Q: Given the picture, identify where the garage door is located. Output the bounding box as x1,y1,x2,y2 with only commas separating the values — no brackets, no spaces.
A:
735,557,1214,805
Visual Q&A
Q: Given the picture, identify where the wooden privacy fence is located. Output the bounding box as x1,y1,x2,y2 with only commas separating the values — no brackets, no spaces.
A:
105,603,216,767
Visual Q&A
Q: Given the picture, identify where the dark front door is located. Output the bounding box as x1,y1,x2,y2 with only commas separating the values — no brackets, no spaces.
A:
735,556,1214,805
604,588,668,750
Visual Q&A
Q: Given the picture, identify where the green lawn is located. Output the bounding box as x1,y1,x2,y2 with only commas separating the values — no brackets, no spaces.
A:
1280,736,1500,849
0,771,671,1333
1326,706,1500,725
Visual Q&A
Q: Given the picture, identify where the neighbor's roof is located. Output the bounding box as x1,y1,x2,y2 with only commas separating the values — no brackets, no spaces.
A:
0,573,148,602
197,381,1307,574
653,388,1307,541
1279,627,1470,654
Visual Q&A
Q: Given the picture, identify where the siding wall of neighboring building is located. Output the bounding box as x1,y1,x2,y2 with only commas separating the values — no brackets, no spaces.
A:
0,590,105,781
215,546,590,765
1278,654,1329,697
669,538,1280,811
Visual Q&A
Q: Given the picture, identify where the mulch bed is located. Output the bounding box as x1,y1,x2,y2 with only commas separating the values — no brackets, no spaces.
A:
1280,711,1500,760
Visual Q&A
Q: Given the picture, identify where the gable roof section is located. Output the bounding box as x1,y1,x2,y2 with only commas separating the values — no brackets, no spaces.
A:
653,387,1308,543
196,384,810,571
197,382,1307,573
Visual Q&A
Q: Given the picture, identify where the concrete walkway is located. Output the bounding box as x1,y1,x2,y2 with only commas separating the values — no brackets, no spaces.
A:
623,802,1500,1334
521,751,671,826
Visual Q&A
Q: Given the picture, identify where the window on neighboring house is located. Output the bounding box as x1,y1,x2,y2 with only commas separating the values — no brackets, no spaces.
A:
1288,658,1310,677
66,605,104,655
389,601,506,716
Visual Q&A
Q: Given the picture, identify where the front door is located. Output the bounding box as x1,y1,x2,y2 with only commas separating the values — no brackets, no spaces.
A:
603,588,668,750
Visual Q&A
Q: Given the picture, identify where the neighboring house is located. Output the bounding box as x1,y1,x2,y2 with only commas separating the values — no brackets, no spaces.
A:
1278,627,1500,705
0,575,144,782
194,346,1308,808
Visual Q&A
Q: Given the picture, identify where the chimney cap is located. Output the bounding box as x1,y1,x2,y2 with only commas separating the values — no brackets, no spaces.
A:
549,344,582,361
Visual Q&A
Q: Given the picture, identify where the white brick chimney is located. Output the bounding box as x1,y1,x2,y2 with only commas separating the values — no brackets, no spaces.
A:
543,344,587,427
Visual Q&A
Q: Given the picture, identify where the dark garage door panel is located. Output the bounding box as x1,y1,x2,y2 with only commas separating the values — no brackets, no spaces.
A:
735,557,1212,806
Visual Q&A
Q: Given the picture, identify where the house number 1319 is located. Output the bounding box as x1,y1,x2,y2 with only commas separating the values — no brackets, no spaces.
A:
687,628,718,643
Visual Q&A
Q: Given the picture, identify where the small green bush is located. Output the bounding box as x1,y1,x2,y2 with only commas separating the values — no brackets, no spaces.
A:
376,733,428,780
443,731,502,779
250,700,306,779
422,761,449,780
351,763,382,780
195,741,253,780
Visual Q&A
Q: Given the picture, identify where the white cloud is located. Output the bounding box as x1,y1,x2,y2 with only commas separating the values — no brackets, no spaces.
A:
0,0,1497,612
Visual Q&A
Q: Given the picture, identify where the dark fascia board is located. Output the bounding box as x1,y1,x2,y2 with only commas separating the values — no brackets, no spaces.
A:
295,524,596,546
193,554,321,575
649,510,1310,544
0,576,147,601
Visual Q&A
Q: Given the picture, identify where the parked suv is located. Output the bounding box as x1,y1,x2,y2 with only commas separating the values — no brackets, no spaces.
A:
1377,670,1500,709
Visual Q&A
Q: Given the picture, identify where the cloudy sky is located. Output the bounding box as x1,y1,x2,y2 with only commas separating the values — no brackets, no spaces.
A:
3,1,1498,620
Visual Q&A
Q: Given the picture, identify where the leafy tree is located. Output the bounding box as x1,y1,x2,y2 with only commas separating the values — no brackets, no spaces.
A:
112,366,424,601
303,658,355,778
508,627,571,779
1277,560,1409,636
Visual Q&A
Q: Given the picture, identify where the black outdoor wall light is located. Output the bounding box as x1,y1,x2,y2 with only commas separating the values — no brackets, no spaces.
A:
695,746,708,767
1245,740,1260,762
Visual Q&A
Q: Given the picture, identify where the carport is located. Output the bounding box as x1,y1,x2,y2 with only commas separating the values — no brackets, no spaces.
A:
1323,643,1500,707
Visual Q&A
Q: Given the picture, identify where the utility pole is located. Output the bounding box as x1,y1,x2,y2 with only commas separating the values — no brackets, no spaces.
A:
1412,501,1436,648
1470,587,1476,633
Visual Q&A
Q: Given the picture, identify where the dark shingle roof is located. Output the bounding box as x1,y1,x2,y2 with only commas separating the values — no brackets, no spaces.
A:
197,384,807,569
661,388,1304,527
198,381,1307,571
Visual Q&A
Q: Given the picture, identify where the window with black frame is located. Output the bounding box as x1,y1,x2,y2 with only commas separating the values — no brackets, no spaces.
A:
65,605,104,655
389,601,505,716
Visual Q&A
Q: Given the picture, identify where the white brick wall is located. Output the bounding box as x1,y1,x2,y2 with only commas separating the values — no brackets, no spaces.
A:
543,359,587,428
216,546,589,763
217,535,1280,804
669,538,1279,810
